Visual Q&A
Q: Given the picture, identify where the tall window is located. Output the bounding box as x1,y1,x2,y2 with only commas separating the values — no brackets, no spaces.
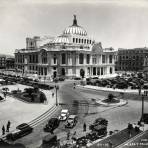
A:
102,55,105,63
76,38,78,43
79,53,84,64
42,51,47,64
109,55,112,63
61,53,66,64
86,54,90,64
92,58,96,64
73,38,75,43
54,57,56,64
110,67,112,74
79,38,81,43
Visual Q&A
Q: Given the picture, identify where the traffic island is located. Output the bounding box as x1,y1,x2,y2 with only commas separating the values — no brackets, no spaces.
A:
10,87,47,103
96,93,127,107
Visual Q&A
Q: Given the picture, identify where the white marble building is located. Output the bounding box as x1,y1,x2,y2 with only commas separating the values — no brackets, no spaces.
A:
15,15,116,79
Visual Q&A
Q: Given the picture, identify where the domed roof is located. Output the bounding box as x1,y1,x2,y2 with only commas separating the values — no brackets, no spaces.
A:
52,35,69,44
63,15,87,36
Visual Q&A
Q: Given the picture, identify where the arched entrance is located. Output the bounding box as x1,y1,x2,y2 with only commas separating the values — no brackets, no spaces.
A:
80,69,85,78
61,68,65,76
53,71,57,78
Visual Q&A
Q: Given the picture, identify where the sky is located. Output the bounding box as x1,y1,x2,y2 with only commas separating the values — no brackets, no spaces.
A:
0,0,148,55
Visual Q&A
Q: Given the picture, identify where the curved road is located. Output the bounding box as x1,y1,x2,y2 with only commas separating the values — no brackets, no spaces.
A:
14,81,148,148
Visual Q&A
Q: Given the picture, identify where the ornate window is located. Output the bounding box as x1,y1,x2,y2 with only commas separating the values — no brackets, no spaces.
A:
86,54,90,64
61,53,66,64
109,55,112,63
102,55,105,63
79,53,84,64
41,50,47,64
110,67,112,74
76,38,78,43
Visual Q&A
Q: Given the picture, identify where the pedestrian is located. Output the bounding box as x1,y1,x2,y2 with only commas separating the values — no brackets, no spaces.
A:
2,125,5,135
139,88,141,96
83,123,86,132
73,83,76,89
52,92,54,97
3,92,6,99
67,131,70,140
50,129,54,135
72,131,77,142
6,120,11,132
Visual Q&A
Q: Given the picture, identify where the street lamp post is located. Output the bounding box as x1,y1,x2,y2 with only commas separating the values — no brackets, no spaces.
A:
141,91,148,122
55,85,59,106
141,94,144,123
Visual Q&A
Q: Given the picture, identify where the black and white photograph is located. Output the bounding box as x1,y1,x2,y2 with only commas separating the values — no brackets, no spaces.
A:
0,0,148,147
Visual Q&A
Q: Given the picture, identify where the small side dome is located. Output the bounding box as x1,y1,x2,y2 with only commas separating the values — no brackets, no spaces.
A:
52,36,70,44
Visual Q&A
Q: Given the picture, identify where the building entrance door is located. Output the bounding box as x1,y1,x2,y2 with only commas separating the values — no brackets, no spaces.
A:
53,71,57,78
61,68,65,76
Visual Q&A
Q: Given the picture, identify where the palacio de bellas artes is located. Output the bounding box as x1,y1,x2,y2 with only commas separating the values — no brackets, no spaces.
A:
15,15,116,80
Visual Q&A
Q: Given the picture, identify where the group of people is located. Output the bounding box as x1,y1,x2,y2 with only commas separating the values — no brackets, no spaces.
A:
2,121,11,135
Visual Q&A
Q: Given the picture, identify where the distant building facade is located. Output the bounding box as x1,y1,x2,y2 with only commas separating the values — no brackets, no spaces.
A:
0,55,15,70
6,58,15,70
15,15,116,79
117,48,148,71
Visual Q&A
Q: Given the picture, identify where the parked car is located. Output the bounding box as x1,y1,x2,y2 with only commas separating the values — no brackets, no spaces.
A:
44,118,60,132
65,115,78,128
6,123,33,141
59,109,69,121
42,134,58,147
89,118,108,131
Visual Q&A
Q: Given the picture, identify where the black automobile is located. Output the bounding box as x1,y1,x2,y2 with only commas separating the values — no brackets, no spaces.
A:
44,118,60,133
89,118,108,131
6,123,33,141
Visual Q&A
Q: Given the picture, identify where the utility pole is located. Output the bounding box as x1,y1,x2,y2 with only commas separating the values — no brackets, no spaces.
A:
55,85,59,106
141,94,144,122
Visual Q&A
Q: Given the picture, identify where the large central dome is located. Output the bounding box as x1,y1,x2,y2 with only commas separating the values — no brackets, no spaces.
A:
63,15,87,36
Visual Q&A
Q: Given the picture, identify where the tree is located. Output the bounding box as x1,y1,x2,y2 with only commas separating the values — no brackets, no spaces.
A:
80,69,85,78
108,93,114,102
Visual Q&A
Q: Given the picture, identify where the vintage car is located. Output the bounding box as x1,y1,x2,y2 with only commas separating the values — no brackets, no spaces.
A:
41,134,59,148
59,109,69,121
65,115,78,128
89,118,108,131
6,123,33,141
44,118,60,132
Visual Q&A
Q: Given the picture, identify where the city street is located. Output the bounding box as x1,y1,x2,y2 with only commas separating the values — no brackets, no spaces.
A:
11,80,148,148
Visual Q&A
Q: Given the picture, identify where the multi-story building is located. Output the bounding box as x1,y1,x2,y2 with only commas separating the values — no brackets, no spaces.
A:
117,48,148,72
15,15,116,79
0,55,6,69
0,54,15,70
6,57,15,70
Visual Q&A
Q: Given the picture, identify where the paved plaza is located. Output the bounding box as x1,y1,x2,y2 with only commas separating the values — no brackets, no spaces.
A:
0,84,56,136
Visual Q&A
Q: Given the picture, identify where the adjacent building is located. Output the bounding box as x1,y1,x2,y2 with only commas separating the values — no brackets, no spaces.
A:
15,15,116,79
117,48,148,72
0,54,15,70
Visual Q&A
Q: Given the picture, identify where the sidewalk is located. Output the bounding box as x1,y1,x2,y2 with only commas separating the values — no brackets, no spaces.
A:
78,85,145,95
0,84,56,137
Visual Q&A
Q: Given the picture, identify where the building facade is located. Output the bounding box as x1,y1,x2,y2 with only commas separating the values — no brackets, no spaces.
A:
117,48,148,72
0,55,15,70
15,15,116,79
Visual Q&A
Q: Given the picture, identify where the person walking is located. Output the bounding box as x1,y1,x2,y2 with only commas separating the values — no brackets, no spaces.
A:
2,125,5,135
52,92,54,97
83,123,86,132
6,120,11,132
67,131,70,140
